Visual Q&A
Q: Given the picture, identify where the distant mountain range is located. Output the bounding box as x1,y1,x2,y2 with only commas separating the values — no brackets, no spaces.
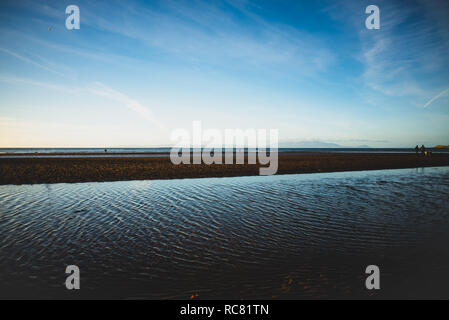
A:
279,140,371,148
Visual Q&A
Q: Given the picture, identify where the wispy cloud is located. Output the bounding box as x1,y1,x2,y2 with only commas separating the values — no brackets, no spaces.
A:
0,47,65,77
331,0,449,101
0,74,79,93
0,75,163,128
423,87,449,108
71,0,336,76
87,82,156,124
4,0,335,78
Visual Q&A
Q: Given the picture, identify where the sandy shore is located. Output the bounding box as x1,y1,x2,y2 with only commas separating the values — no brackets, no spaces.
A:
1,153,449,185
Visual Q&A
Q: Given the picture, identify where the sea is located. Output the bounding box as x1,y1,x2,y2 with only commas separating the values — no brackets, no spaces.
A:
0,147,448,158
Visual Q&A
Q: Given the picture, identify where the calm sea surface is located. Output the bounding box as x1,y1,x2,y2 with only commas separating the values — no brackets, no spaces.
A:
1,147,449,157
1,167,449,299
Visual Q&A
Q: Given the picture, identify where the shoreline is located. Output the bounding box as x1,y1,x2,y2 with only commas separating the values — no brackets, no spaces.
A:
1,153,449,185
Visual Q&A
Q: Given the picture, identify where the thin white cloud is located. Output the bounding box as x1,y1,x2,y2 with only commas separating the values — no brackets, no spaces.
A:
423,87,449,108
0,75,163,129
73,0,336,76
0,47,64,77
87,82,164,129
0,74,79,93
335,0,449,101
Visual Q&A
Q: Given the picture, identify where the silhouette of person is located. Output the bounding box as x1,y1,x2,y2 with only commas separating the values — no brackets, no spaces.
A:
420,145,425,156
414,145,419,155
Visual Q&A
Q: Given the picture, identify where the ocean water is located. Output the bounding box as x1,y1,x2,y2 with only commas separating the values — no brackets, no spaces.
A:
0,147,174,154
1,147,449,156
0,167,448,299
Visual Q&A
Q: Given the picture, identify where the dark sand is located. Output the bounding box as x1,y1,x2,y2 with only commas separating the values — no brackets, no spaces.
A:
1,153,449,185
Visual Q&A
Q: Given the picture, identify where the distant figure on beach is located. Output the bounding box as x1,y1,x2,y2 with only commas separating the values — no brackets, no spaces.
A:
420,145,425,156
414,145,419,155
104,149,108,153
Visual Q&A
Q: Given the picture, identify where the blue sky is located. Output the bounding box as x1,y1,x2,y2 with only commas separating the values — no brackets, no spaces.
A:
0,0,448,147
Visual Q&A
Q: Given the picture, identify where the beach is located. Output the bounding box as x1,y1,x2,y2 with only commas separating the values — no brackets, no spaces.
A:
2,0,449,302
1,152,449,185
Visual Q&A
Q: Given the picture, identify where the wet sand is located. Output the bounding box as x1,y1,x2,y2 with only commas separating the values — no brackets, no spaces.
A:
1,153,449,185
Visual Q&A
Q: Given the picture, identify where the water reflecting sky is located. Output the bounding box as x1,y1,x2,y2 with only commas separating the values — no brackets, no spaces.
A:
1,167,448,299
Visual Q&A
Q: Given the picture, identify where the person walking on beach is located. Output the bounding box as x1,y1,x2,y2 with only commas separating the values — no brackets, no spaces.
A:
420,144,425,156
415,145,419,155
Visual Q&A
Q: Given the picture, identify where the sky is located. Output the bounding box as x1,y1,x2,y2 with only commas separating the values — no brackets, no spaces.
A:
0,0,448,148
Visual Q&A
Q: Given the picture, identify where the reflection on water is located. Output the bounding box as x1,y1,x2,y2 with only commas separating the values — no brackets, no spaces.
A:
0,167,449,299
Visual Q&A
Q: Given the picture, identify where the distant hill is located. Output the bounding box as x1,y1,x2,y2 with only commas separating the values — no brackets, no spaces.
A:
434,145,449,149
279,140,371,148
280,140,344,148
